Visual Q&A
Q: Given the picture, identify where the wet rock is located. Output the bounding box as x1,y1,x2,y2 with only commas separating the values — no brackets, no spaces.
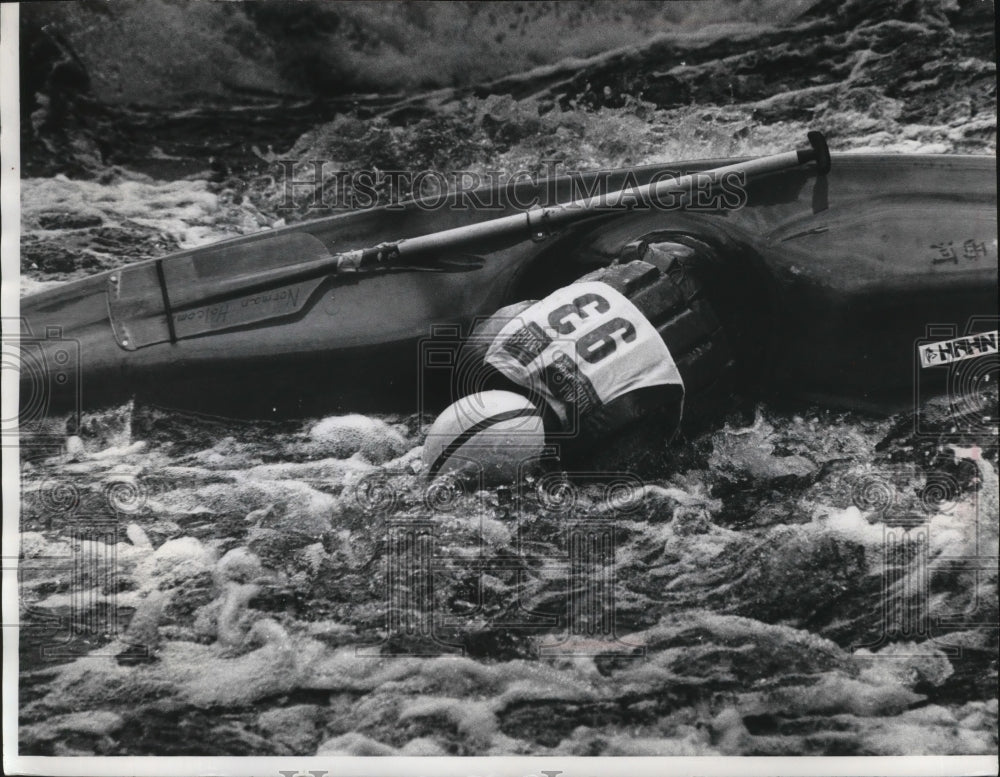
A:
20,21,117,178
21,236,102,275
86,223,181,258
37,211,103,229
21,223,179,280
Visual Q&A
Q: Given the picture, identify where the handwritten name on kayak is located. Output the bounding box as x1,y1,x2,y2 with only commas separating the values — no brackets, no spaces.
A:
929,238,994,266
173,286,303,329
919,330,998,368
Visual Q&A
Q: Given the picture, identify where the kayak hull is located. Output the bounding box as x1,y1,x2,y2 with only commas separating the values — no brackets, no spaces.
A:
18,153,999,420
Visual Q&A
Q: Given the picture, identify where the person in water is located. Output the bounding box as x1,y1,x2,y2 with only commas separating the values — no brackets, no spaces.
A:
423,238,742,481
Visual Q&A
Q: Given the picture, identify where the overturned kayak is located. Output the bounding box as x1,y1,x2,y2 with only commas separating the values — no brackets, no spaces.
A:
17,144,998,422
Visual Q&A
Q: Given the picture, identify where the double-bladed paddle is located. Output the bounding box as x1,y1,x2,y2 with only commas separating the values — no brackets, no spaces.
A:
108,132,830,349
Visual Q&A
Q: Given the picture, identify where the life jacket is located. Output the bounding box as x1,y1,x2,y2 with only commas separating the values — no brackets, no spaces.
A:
454,236,739,469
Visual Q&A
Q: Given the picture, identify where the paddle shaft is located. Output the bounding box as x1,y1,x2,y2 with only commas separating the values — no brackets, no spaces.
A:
163,133,830,312
334,132,829,272
374,142,826,264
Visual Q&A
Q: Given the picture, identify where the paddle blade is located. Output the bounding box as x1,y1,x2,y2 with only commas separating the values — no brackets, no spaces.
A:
107,231,331,349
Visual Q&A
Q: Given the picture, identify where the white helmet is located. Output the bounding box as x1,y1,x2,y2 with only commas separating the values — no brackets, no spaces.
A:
422,390,547,486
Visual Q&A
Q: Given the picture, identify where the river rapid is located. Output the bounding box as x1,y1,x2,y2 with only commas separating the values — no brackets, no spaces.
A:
15,0,998,758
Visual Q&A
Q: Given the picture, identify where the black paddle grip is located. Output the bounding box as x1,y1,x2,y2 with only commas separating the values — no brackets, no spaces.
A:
796,130,831,175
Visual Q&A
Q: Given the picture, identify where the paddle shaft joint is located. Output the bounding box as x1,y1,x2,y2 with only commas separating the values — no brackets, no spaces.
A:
799,131,831,176
335,242,402,272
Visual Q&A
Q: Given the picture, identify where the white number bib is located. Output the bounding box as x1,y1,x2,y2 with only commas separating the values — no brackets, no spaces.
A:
484,281,684,428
